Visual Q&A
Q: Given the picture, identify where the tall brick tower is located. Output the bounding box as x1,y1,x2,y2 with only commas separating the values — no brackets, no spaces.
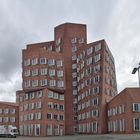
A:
16,23,117,136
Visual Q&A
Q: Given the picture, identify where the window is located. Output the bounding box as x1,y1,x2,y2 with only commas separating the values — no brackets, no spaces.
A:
54,103,59,110
46,124,52,136
41,68,47,75
53,92,58,99
35,124,40,136
87,47,93,55
92,121,97,133
79,38,84,44
93,75,100,83
119,119,125,132
133,103,140,112
24,59,30,66
24,70,30,77
48,91,53,98
47,45,52,51
94,64,100,73
37,91,42,98
32,69,38,76
56,38,61,46
72,81,77,87
35,113,41,120
93,86,100,94
56,46,61,52
57,60,63,67
113,120,118,132
48,59,55,66
24,80,30,88
95,43,101,52
72,64,77,69
48,102,53,109
47,113,52,120
4,108,9,114
57,71,63,77
92,98,99,106
54,114,58,120
59,105,64,111
71,37,77,44
4,117,9,122
29,103,35,110
72,46,77,52
57,81,64,88
40,58,46,64
94,54,101,62
91,109,98,117
32,80,38,87
133,118,140,131
41,79,47,86
72,55,77,61
73,90,77,95
60,115,64,121
72,72,77,78
49,80,56,87
49,69,55,77
32,58,38,65
86,57,93,65
36,102,42,109
29,92,35,99
60,95,64,100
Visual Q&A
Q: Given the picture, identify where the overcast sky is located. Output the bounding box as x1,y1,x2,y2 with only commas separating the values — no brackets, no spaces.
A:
0,0,140,102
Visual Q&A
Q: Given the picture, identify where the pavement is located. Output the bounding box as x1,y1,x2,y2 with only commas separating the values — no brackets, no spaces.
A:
1,134,140,140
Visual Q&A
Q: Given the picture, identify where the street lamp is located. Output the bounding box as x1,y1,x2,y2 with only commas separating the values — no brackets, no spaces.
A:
132,63,140,88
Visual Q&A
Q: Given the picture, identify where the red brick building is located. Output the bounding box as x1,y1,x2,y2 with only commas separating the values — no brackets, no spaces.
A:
16,23,117,136
0,102,19,129
107,88,140,134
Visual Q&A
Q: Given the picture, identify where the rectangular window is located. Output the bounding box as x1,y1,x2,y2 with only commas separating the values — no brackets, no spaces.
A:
54,103,59,110
47,113,52,120
48,59,55,66
60,115,64,121
87,47,93,55
24,80,30,88
40,58,46,64
37,91,42,98
0,117,2,122
59,105,64,111
32,80,38,87
72,81,77,87
59,94,64,100
32,69,38,76
53,92,58,99
49,80,56,87
133,118,140,131
54,114,58,121
35,113,41,120
49,69,55,77
57,60,63,67
133,103,140,112
24,70,30,77
48,91,53,98
47,45,52,51
94,64,100,73
32,58,38,65
86,57,93,65
57,81,64,88
41,79,47,86
36,102,42,109
95,43,101,52
41,68,47,75
94,54,101,62
48,102,53,109
4,109,9,114
57,70,63,77
72,64,77,69
4,117,9,122
71,37,77,44
73,90,77,95
72,55,77,61
24,59,30,66
119,119,125,132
